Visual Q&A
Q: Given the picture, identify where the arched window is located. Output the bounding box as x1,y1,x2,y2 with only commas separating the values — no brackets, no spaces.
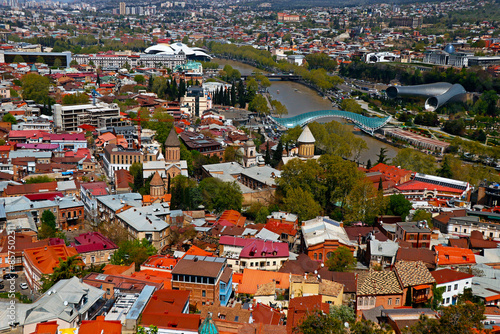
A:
319,253,323,261
326,252,333,259
314,253,317,260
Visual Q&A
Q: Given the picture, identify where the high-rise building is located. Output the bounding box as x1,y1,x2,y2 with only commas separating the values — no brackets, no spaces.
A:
119,2,126,15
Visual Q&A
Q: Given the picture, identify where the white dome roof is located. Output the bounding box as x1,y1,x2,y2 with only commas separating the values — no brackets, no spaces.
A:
145,43,212,59
297,125,316,144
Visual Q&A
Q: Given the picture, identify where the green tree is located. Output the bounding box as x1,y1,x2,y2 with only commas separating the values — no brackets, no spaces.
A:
70,59,78,66
344,178,386,224
443,118,466,135
170,175,201,210
21,73,51,104
294,310,345,334
62,92,90,105
129,162,144,193
111,238,157,271
53,58,62,68
13,55,25,63
376,147,389,164
391,148,437,175
2,113,17,124
437,155,453,178
136,325,159,334
36,56,45,64
249,95,270,115
134,75,146,84
38,210,57,240
199,178,243,213
40,255,97,292
413,210,432,226
386,194,413,220
283,187,322,222
270,99,288,117
325,246,356,272
340,98,363,114
25,175,55,184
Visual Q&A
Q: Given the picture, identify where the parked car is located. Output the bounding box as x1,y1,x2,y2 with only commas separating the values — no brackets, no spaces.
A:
3,273,18,280
19,283,28,290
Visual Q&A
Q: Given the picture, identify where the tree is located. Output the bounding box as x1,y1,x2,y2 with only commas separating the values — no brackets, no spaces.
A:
270,99,288,117
413,210,432,225
111,238,157,271
25,175,55,184
199,178,243,213
376,147,389,164
404,302,485,334
21,73,51,104
40,254,99,292
265,142,271,165
69,59,78,66
437,155,453,178
53,58,62,68
272,141,283,167
223,146,238,162
36,56,45,64
366,159,372,169
249,95,270,115
2,113,17,124
13,55,25,63
283,187,322,222
62,92,90,105
129,162,144,193
134,74,146,84
325,246,356,272
344,178,386,224
391,148,437,175
385,194,413,220
294,310,345,334
170,175,201,210
340,98,363,114
442,118,465,135
136,325,159,334
38,209,57,240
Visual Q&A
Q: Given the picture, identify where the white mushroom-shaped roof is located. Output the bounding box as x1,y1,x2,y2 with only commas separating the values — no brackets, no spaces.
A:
297,125,315,144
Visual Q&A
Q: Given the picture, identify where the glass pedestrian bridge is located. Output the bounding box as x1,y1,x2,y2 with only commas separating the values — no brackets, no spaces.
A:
270,110,392,136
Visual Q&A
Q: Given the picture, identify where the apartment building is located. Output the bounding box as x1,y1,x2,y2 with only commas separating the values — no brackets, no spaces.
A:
72,53,186,70
53,103,121,132
395,222,432,249
171,255,232,308
103,144,144,179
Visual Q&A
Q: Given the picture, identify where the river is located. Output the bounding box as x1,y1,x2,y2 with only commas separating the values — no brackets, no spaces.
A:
214,59,399,164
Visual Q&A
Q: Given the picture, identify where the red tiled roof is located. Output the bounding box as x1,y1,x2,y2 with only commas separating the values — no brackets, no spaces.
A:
24,244,79,274
287,296,329,333
73,232,118,253
252,303,284,325
142,289,191,314
431,269,474,285
434,245,476,266
369,163,411,184
396,180,463,193
79,316,122,334
264,220,297,237
236,269,294,294
32,320,59,334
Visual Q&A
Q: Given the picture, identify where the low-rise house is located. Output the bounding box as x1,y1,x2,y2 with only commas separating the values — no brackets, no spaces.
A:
396,246,436,270
434,245,476,266
364,238,399,268
301,216,355,262
470,277,500,306
235,269,292,295
83,272,163,299
20,277,105,334
431,269,474,306
116,203,170,249
395,221,432,249
80,182,109,222
286,295,330,334
394,260,436,306
72,231,118,265
356,270,403,316
96,193,143,224
289,275,344,306
218,236,289,273
171,255,232,308
23,244,79,292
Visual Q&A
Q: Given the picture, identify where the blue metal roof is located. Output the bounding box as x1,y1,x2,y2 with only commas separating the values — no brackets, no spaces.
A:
270,110,391,136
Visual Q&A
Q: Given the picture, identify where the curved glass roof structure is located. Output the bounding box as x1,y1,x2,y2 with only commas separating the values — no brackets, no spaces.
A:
270,110,391,136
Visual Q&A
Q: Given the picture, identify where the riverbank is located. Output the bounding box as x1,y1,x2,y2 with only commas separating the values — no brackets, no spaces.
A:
214,59,400,164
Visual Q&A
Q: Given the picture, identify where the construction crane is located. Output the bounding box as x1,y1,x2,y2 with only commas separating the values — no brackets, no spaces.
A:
128,116,175,149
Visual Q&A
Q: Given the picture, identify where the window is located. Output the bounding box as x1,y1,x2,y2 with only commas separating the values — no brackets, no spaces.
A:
250,262,253,267
267,262,270,266
446,297,450,304
464,229,467,233
388,298,392,305
91,256,95,263
314,253,317,260
106,288,110,295
273,261,276,266
454,284,458,290
447,285,451,292
395,298,400,305
319,253,323,260
202,290,206,297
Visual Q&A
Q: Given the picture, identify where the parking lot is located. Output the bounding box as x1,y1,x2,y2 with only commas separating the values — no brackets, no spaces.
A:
0,272,39,301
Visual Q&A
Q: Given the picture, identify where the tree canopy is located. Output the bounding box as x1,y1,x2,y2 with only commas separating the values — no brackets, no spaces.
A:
325,246,356,272
111,238,157,271
21,73,51,104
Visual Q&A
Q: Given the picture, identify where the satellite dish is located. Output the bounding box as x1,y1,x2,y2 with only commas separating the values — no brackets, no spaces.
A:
344,322,350,328
64,301,68,306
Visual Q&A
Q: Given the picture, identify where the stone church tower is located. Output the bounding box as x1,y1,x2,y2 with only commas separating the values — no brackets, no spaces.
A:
164,127,181,163
150,171,165,197
297,125,315,158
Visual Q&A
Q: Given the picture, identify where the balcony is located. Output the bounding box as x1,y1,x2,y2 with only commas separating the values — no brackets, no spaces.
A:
414,294,430,303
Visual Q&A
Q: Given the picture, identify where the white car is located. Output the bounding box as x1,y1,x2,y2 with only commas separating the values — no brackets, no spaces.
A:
19,283,28,290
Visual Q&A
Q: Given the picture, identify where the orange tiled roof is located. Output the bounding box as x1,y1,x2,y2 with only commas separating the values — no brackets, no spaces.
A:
183,245,214,258
24,244,79,274
79,316,121,334
103,263,135,275
434,245,476,266
236,269,295,294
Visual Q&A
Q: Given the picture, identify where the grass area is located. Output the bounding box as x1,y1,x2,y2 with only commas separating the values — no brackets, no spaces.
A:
0,292,32,303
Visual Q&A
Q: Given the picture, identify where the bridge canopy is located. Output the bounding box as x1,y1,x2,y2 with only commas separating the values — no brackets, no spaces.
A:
270,110,391,135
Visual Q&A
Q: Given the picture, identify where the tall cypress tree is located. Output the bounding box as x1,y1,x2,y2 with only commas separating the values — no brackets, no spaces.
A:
237,80,245,107
230,84,236,106
265,142,271,165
